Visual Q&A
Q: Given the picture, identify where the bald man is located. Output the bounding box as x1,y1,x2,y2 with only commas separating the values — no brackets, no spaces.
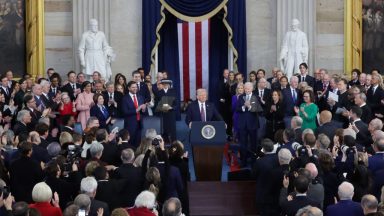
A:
315,111,339,142
361,195,378,215
326,182,364,216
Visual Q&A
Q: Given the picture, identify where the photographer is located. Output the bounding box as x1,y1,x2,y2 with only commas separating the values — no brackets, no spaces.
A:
0,179,13,216
333,135,359,177
44,160,82,210
290,133,320,171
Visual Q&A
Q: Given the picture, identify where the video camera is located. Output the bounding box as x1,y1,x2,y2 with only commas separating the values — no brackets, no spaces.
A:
63,145,82,172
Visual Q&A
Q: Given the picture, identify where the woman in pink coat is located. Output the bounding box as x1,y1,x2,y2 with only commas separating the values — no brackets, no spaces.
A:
75,81,94,130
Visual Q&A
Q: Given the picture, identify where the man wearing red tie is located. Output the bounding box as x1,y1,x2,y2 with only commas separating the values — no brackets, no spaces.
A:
185,88,223,128
122,81,146,146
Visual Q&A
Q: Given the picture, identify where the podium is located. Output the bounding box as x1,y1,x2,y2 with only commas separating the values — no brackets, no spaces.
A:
190,121,226,181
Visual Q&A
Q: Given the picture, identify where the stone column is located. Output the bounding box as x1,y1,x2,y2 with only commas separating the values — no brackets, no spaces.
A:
72,0,111,74
277,0,316,74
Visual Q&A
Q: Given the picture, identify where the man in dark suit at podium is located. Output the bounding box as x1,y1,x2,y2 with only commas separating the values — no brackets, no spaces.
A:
236,82,263,167
185,88,223,128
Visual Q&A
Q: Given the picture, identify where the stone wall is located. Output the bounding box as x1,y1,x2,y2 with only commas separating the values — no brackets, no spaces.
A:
44,0,73,76
43,0,345,78
246,0,277,77
316,0,345,75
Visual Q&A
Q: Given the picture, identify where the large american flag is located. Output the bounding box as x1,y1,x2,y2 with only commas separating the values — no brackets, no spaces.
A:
177,19,210,101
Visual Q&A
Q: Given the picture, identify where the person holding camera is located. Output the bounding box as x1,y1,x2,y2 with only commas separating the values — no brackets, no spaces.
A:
44,160,81,210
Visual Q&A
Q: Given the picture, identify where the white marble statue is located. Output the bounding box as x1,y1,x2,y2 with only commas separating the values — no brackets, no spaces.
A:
280,19,309,79
78,19,115,81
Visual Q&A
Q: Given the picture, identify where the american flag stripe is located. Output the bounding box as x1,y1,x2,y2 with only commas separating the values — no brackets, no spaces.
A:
178,19,210,101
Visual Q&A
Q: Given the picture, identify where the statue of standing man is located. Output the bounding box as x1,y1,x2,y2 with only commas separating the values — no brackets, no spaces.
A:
79,19,115,81
280,19,309,79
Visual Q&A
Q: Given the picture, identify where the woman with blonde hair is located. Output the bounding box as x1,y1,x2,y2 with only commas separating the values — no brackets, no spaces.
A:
231,83,244,142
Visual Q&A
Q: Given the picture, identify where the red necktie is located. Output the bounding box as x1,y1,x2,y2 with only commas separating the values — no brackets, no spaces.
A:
200,103,206,122
133,95,140,121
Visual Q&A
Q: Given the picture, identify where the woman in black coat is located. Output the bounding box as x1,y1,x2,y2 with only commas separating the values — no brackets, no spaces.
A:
264,90,285,141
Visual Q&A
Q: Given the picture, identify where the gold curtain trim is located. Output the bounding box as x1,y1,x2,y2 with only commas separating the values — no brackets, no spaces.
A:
344,0,362,76
150,5,167,74
26,0,45,79
159,0,228,22
221,5,238,72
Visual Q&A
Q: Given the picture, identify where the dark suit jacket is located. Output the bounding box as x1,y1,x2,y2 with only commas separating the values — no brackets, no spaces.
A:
354,120,370,147
325,200,364,216
99,142,120,166
103,91,123,118
252,153,279,204
90,198,110,216
136,82,151,103
9,156,44,203
13,122,28,136
90,105,110,129
255,88,271,109
368,152,384,174
61,126,74,135
49,86,61,97
282,87,302,116
61,82,82,101
236,93,262,130
294,128,303,145
315,121,339,141
361,104,372,124
297,74,315,88
31,144,50,164
280,195,321,216
367,85,384,118
41,93,58,110
0,86,11,104
113,163,144,207
121,94,144,132
23,108,41,132
95,179,126,211
185,100,223,125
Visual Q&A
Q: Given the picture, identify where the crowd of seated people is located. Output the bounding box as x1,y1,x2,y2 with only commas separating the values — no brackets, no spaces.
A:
0,65,383,216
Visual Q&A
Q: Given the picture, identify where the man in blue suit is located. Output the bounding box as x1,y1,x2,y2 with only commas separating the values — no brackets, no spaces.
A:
325,182,364,216
122,81,147,146
236,82,263,167
282,76,302,127
368,138,384,175
185,88,223,128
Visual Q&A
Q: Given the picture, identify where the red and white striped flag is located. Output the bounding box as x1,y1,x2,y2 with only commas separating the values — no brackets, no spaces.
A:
177,19,210,101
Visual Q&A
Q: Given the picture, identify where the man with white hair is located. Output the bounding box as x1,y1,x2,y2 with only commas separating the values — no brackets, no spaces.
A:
267,149,292,215
127,191,157,216
80,177,110,216
291,116,303,144
283,76,301,127
13,110,31,135
325,182,364,216
114,148,143,207
368,118,383,135
236,82,263,167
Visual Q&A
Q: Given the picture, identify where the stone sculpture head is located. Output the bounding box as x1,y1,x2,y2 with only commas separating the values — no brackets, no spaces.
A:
291,18,300,32
89,19,98,33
